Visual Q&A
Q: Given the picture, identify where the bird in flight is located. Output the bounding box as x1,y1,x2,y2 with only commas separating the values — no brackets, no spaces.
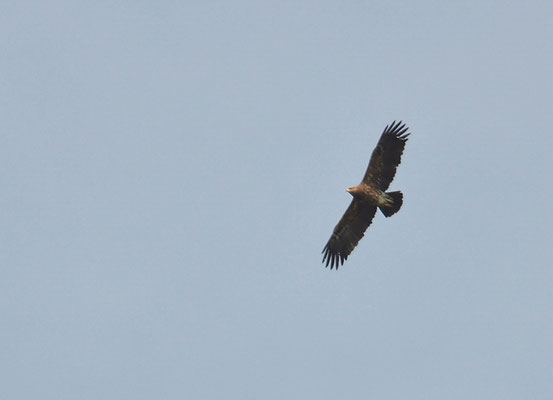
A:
322,121,411,269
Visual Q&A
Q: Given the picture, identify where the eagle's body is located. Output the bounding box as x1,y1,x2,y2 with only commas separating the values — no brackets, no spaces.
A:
322,121,410,269
346,184,391,207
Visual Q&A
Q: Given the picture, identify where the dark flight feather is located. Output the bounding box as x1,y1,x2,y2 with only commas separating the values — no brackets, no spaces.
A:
363,121,410,191
322,201,377,269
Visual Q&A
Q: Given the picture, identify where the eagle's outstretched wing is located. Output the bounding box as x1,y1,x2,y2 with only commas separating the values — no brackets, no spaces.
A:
322,200,377,269
362,121,410,191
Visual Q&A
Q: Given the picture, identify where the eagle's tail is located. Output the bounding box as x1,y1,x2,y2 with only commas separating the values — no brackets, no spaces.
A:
379,191,403,217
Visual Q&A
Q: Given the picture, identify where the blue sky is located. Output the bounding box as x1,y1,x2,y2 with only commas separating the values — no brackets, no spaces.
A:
2,1,553,399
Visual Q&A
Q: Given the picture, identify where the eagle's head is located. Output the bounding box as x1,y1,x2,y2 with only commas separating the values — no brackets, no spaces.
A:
346,185,363,198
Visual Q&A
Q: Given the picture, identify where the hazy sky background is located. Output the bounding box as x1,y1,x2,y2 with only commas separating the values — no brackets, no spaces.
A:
2,1,553,399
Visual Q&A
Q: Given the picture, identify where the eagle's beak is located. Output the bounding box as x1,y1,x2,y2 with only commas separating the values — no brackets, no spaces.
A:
346,188,352,193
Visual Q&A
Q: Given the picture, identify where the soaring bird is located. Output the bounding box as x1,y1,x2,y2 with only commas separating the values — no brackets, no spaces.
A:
322,121,410,269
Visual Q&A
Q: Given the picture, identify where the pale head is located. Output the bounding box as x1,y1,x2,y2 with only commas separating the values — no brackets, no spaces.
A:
346,185,363,197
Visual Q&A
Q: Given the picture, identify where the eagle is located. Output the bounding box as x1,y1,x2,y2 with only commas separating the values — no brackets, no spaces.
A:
322,121,410,269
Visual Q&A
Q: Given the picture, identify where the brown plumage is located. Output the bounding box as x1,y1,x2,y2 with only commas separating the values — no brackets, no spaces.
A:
322,121,410,269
